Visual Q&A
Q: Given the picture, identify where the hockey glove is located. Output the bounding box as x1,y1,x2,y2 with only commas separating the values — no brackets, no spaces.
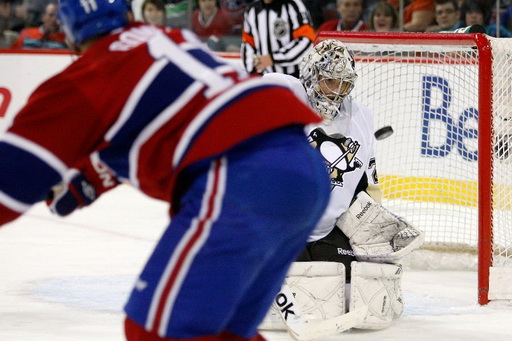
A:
46,156,119,216
336,191,424,263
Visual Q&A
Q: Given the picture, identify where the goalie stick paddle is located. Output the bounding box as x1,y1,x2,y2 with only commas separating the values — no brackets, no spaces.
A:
274,284,368,341
374,126,394,141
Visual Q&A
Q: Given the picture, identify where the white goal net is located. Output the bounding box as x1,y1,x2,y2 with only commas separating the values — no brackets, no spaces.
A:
316,32,512,304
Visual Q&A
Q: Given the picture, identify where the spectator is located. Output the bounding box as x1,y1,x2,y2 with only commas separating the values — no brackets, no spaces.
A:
0,0,25,47
141,0,166,25
22,0,52,27
191,0,233,39
368,0,399,31
219,0,250,33
388,0,435,31
460,0,512,37
426,0,460,31
11,2,66,49
241,0,315,78
317,0,368,33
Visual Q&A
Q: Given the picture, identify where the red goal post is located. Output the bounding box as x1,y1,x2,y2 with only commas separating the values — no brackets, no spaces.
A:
316,31,512,305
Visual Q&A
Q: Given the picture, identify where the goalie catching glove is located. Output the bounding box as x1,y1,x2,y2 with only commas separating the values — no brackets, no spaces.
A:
46,155,119,216
336,191,424,263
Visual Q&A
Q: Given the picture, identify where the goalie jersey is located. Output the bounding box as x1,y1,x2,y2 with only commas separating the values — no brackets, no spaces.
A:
262,73,379,242
0,24,321,224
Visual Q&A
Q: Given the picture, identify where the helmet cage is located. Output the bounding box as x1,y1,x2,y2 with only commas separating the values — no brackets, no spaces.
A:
300,39,357,123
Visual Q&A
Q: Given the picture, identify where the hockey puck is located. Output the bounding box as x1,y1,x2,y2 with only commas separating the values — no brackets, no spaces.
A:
374,126,394,140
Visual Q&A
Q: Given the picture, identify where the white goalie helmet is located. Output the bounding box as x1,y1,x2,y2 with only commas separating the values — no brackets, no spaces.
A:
300,39,357,124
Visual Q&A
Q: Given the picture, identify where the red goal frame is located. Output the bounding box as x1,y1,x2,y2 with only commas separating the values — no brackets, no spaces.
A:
316,31,494,305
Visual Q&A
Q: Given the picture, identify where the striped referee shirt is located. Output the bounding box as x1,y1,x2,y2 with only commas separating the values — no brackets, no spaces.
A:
241,0,315,78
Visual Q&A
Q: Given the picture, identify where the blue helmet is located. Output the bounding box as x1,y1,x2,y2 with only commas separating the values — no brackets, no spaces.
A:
58,0,129,46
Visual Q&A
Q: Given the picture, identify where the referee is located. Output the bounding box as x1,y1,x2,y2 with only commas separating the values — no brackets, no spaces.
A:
241,0,315,78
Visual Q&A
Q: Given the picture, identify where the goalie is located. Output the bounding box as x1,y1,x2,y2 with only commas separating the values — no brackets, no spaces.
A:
260,40,424,338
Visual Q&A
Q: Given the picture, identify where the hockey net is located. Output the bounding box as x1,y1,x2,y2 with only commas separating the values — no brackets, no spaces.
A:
316,32,512,304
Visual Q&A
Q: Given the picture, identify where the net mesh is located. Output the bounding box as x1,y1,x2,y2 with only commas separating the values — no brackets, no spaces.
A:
338,36,512,277
490,38,512,267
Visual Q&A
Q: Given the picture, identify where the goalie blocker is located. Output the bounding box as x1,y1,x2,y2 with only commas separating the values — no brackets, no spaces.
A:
337,191,424,263
259,261,403,336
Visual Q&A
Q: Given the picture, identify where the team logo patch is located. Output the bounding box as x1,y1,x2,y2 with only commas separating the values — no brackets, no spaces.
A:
308,128,362,190
273,18,288,38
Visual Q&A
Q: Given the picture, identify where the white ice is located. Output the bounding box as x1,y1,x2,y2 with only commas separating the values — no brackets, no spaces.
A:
1,185,511,341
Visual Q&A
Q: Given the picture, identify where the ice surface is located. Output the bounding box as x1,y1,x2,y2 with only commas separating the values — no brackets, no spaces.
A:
1,186,511,340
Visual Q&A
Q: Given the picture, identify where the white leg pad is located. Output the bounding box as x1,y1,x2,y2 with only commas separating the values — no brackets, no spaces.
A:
259,261,346,330
349,261,404,329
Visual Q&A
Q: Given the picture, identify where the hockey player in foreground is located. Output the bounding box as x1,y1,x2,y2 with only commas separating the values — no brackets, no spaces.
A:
0,0,333,340
259,40,425,340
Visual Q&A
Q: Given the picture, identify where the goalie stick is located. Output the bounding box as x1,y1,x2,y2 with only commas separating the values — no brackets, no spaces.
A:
273,284,368,341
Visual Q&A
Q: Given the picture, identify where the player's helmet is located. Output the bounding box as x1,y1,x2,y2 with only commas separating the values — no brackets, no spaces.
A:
300,39,357,124
57,0,129,46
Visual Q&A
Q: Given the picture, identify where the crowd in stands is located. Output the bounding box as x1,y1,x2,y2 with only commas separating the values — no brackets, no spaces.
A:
317,0,368,32
1,0,511,50
0,0,67,48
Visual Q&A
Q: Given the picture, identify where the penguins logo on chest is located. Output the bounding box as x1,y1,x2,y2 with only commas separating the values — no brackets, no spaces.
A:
308,127,363,189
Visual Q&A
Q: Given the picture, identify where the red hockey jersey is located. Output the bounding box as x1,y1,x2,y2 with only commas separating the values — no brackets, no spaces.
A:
0,23,320,225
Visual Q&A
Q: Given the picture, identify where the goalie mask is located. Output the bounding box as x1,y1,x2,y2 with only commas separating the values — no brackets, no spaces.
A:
300,39,357,124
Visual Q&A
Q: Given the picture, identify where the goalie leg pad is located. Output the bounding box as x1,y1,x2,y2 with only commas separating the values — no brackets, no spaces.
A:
336,191,424,263
349,261,403,330
259,261,346,331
